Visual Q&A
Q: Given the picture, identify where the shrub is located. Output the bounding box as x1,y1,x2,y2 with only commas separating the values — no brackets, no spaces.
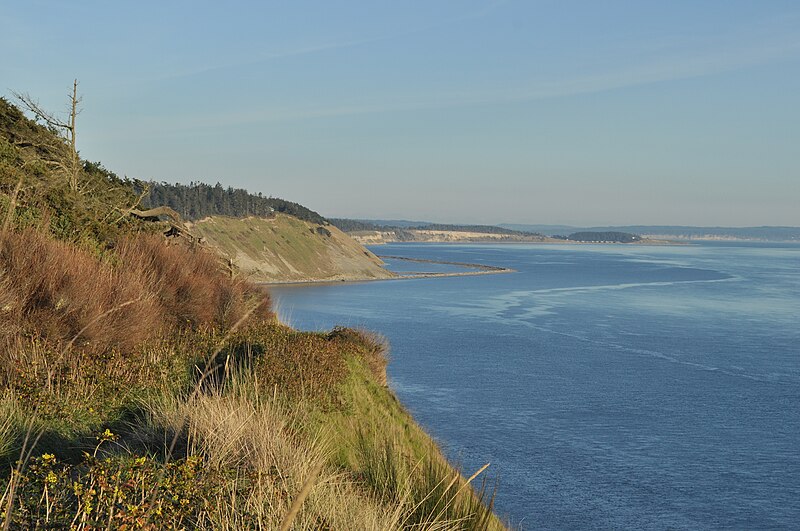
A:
114,235,270,331
0,230,272,435
0,229,159,352
327,327,389,386
3,451,216,529
0,230,271,352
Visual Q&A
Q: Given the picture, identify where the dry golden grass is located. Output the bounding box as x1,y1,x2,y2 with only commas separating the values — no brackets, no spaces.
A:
0,229,505,530
135,372,406,530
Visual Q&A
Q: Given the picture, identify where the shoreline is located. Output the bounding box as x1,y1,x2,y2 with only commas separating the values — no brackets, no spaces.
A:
257,239,692,287
360,238,683,246
377,254,511,271
258,255,515,287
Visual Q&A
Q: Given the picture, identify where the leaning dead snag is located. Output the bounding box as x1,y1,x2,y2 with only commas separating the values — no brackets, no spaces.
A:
13,80,82,192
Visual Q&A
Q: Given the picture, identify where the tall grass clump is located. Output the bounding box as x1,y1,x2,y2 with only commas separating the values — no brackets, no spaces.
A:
347,400,501,529
0,230,269,353
0,228,270,436
114,234,268,330
1,368,406,529
0,229,159,352
353,431,499,529
0,395,25,462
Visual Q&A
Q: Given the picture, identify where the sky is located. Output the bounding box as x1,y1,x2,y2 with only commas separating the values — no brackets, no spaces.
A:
2,0,799,226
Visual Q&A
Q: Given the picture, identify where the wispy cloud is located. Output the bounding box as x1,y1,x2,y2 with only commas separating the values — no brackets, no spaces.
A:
151,37,387,82
142,25,800,133
147,0,508,84
104,5,800,135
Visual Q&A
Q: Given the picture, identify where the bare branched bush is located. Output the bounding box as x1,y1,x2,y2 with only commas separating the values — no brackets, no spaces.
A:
0,229,158,352
115,234,270,330
0,230,270,353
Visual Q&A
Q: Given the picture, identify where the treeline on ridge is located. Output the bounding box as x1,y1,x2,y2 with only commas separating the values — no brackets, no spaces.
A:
140,181,327,224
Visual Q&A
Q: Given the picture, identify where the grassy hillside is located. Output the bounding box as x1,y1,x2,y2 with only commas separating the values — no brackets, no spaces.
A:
0,95,503,528
0,231,502,528
190,214,395,283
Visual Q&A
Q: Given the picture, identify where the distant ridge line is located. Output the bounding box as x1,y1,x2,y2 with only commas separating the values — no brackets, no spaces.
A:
500,224,800,242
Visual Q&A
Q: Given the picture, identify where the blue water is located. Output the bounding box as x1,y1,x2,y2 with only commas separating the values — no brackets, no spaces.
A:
270,242,800,529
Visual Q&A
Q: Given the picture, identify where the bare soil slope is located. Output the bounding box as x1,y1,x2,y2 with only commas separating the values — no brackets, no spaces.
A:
189,214,395,282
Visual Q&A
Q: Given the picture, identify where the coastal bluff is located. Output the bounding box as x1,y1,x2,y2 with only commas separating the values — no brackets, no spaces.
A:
188,213,395,283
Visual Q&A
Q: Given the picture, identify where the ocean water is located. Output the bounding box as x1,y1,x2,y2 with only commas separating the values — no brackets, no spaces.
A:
269,242,800,529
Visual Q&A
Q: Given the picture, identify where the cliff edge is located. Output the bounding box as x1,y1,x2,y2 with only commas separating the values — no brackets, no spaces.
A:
189,214,395,283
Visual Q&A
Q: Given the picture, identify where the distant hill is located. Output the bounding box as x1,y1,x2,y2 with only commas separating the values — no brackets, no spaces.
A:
140,185,393,281
189,214,393,283
566,231,641,243
500,224,580,235
326,218,800,244
502,224,800,242
328,218,388,232
331,218,542,237
330,218,551,244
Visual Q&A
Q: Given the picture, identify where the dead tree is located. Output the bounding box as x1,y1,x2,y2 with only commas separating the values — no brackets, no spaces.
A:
13,80,82,191
1,176,23,232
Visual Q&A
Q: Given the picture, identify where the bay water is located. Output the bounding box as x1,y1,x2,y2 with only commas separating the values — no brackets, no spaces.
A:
270,242,800,529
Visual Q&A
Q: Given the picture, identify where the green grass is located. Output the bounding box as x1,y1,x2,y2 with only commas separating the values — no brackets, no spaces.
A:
1,324,507,529
0,292,506,529
312,358,504,530
194,215,328,276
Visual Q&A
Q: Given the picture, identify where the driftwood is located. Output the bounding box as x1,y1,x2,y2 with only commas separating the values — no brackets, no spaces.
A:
126,206,198,242
128,206,182,223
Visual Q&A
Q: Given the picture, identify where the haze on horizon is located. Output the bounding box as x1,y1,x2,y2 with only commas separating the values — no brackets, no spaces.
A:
2,1,799,227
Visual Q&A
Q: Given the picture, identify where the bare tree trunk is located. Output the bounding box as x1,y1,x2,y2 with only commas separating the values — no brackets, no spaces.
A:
69,79,79,191
2,177,23,232
12,80,82,192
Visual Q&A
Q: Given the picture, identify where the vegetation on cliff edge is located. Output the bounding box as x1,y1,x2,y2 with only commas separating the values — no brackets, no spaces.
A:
0,94,504,528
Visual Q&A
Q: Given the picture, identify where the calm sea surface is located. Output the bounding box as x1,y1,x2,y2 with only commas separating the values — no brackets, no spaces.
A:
269,242,800,529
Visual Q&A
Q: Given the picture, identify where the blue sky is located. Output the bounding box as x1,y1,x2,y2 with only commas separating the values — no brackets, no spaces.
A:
2,1,799,226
